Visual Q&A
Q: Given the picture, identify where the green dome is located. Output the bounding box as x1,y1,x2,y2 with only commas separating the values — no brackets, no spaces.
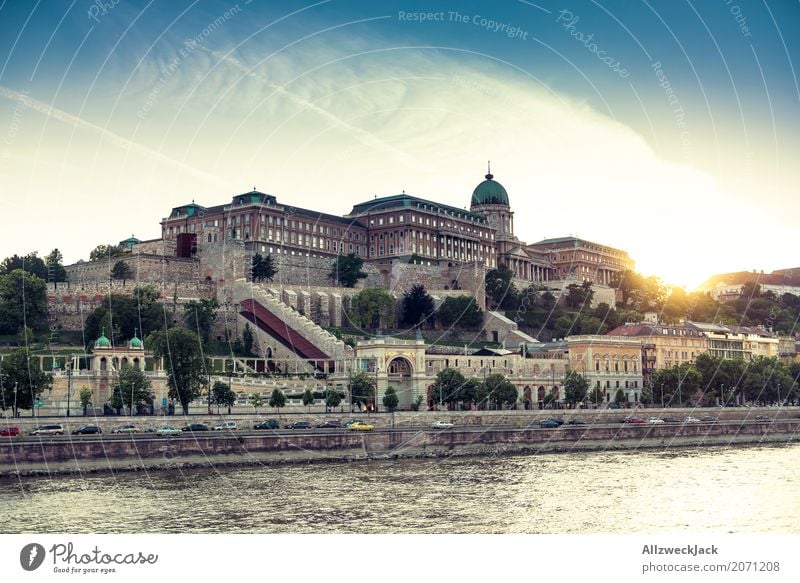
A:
471,172,509,206
129,336,143,349
95,332,111,348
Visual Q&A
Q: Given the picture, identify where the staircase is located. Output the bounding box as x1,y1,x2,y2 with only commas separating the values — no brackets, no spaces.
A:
234,280,348,371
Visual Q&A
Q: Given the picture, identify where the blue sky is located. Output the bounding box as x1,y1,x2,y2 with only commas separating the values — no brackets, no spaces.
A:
1,0,798,287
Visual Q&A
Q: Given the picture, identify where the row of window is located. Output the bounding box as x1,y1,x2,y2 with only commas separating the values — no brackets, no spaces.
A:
367,213,492,239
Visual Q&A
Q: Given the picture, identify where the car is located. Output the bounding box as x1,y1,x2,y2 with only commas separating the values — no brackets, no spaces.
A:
141,425,158,433
700,416,719,423
683,416,701,423
285,421,312,430
539,419,561,428
624,417,646,424
431,420,455,429
567,418,586,425
646,417,664,424
0,426,20,437
72,425,102,435
316,420,343,429
155,425,181,436
29,424,65,436
607,403,623,409
661,417,681,423
348,421,375,431
111,424,140,434
342,419,361,428
212,421,237,431
181,423,209,432
254,419,279,430
755,415,771,422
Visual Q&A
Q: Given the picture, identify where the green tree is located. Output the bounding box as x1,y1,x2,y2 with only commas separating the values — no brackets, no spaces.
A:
183,298,219,344
565,281,594,309
325,388,342,411
0,348,53,417
614,388,626,405
89,244,123,262
111,260,132,281
382,386,399,411
400,284,435,327
436,296,483,329
563,370,589,406
349,370,376,407
431,368,467,408
0,269,48,334
147,328,208,415
0,252,48,280
350,288,396,329
269,388,286,413
84,292,166,350
588,386,605,407
242,323,254,355
45,249,67,283
485,265,519,310
329,253,367,288
212,380,237,414
302,388,315,411
251,253,277,282
111,365,153,415
250,393,263,413
483,373,518,409
79,386,93,415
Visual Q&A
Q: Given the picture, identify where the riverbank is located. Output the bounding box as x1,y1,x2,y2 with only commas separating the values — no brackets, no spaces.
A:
2,419,798,478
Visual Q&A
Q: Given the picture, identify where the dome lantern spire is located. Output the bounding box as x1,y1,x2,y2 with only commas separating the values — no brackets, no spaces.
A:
486,160,492,180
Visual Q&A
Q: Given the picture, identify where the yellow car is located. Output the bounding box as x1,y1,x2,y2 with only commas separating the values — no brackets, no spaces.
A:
348,421,375,431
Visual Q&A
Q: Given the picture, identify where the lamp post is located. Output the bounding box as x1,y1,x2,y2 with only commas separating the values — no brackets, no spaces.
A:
660,383,664,409
66,360,72,417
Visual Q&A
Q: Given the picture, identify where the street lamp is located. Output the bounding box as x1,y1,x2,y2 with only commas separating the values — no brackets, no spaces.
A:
660,382,664,409
66,360,72,417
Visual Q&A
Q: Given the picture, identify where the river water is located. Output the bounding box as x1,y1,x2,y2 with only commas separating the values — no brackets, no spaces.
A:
2,444,799,533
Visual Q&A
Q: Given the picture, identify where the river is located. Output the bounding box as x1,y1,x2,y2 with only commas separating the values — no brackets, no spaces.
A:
2,444,798,533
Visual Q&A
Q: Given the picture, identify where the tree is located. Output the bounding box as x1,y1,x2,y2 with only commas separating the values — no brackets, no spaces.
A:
147,328,208,415
485,265,519,310
269,388,286,413
614,389,626,405
111,365,153,415
565,281,594,309
212,380,237,414
242,323,254,355
0,269,48,335
84,291,166,349
431,368,467,408
0,252,48,280
250,393,263,413
349,370,376,408
89,244,123,262
329,253,367,288
183,298,219,344
45,249,67,283
350,288,396,329
302,388,315,412
79,386,93,415
111,260,132,281
563,370,589,406
0,348,53,417
588,386,605,408
436,296,483,329
382,386,399,411
325,388,342,411
483,373,518,409
251,253,277,282
400,284,435,327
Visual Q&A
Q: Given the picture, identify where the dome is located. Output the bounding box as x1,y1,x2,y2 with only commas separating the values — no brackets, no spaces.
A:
471,172,509,207
129,335,143,349
94,330,111,349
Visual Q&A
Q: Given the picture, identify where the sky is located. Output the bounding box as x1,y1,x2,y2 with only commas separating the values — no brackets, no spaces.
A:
0,0,798,289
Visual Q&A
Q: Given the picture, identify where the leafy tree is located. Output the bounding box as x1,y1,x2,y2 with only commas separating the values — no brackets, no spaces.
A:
79,386,93,415
147,328,208,415
250,393,263,413
593,302,619,329
183,298,219,344
382,386,399,411
329,253,367,288
563,370,589,406
588,386,605,407
212,380,237,414
0,348,53,417
302,388,315,411
242,323,254,355
111,365,153,415
0,269,48,334
431,368,467,408
400,284,435,327
251,253,277,282
436,296,483,329
565,281,594,309
350,288,396,329
485,265,519,310
89,244,123,262
482,373,518,409
350,370,376,407
45,249,67,282
269,388,286,412
614,389,627,405
84,292,166,350
0,252,48,280
111,260,132,281
325,388,342,411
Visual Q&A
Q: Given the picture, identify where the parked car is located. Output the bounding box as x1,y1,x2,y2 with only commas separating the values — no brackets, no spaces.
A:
111,424,140,434
755,415,771,422
646,417,664,424
212,421,237,431
141,426,158,433
342,420,361,428
181,423,209,432
700,416,719,423
29,424,65,436
72,425,102,435
661,417,681,423
567,418,586,425
348,421,375,431
539,419,561,428
156,425,182,436
254,419,279,430
607,403,623,409
0,426,21,436
316,420,343,429
431,420,454,428
625,417,646,424
285,421,312,430
683,416,701,423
